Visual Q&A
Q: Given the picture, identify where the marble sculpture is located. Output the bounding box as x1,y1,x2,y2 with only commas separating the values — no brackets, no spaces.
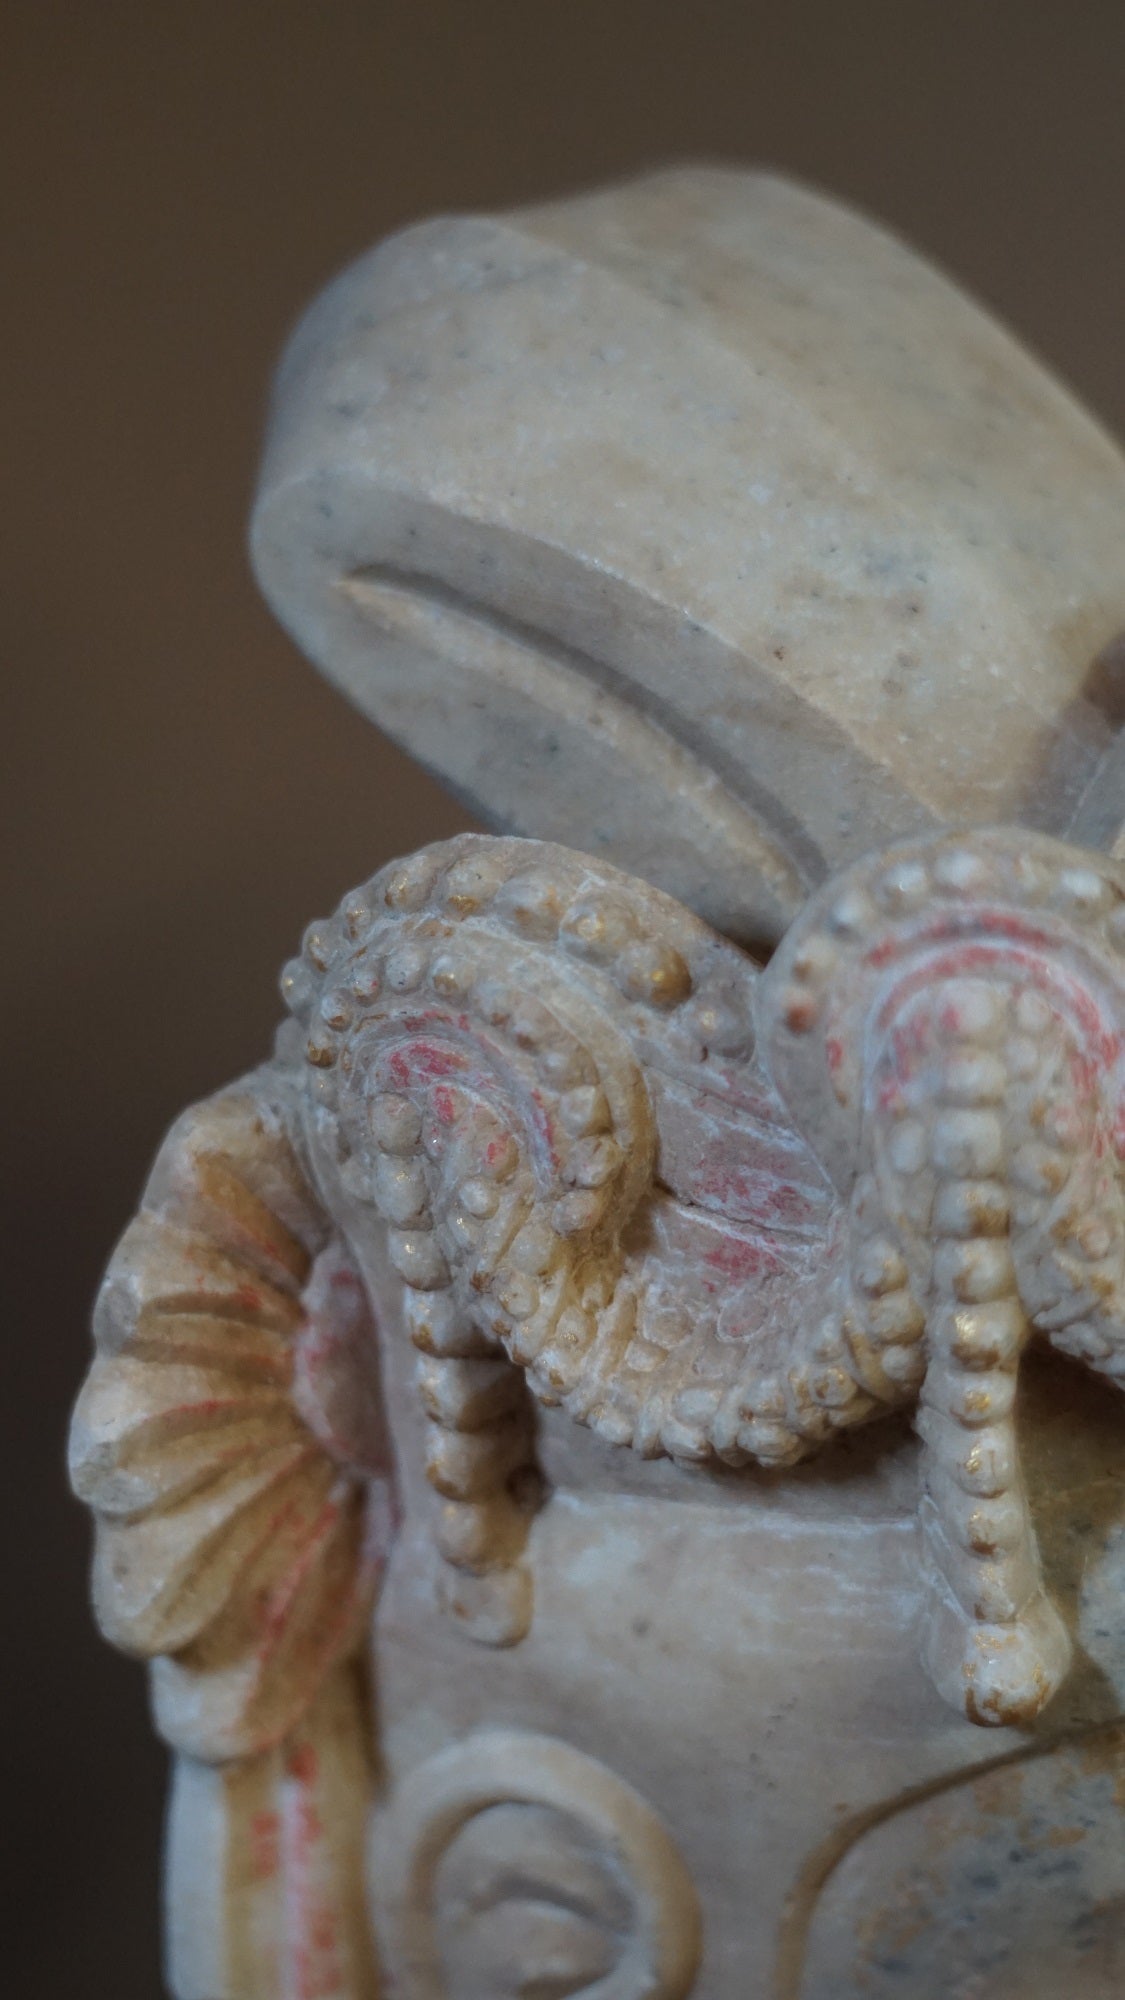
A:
71,168,1125,1997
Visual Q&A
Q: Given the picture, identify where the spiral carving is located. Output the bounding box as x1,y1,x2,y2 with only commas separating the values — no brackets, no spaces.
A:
280,838,680,1639
278,826,1125,1720
278,838,912,1641
74,824,1125,1739
763,827,1125,1722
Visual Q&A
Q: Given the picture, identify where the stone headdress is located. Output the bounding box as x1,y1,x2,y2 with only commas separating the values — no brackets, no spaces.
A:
72,170,1125,1999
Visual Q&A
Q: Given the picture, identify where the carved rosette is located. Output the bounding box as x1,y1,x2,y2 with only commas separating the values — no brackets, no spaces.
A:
69,1080,391,1995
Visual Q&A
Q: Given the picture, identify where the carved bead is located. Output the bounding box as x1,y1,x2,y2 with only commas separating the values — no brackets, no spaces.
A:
369,1093,422,1154
672,1383,725,1425
791,938,837,984
930,1109,1004,1178
508,1005,544,1050
709,1385,748,1462
340,891,372,939
385,944,429,992
946,1369,1018,1427
853,1237,909,1297
781,986,820,1034
279,957,315,1018
301,920,336,971
416,1356,522,1432
425,1422,527,1500
442,851,506,914
810,1318,846,1365
347,954,383,1002
549,1304,595,1358
949,1301,1024,1369
1071,1212,1116,1261
430,953,471,999
445,1207,480,1251
559,1085,611,1136
388,1227,449,1291
541,1042,595,1090
1053,866,1113,917
494,1271,540,1321
967,1558,1041,1626
660,1415,710,1461
826,889,875,939
422,1116,449,1162
383,853,439,910
941,1051,1006,1104
553,1190,604,1236
433,1496,524,1569
459,1176,500,1219
560,892,638,963
738,1418,804,1467
682,996,755,1059
533,1343,584,1396
476,978,516,1026
565,1136,623,1189
509,1223,559,1276
591,1405,636,1447
319,989,354,1031
954,1426,1016,1496
615,939,693,1008
933,1179,1010,1238
406,1290,494,1359
374,1155,428,1225
933,848,991,896
808,1366,854,1408
864,1290,925,1345
496,869,565,938
887,1118,928,1175
876,859,930,912
879,1342,927,1387
955,1491,1026,1556
932,1239,1014,1304
742,1377,786,1421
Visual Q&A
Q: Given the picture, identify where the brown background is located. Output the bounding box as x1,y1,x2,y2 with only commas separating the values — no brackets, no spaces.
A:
4,1,1124,1988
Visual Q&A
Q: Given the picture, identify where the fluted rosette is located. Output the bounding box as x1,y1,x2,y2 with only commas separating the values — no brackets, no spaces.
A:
69,1074,394,1762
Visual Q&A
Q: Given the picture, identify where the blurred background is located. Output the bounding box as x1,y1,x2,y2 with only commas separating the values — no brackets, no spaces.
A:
4,1,1124,1988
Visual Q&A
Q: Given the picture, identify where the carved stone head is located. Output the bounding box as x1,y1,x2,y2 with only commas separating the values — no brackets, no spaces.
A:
72,169,1125,1998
